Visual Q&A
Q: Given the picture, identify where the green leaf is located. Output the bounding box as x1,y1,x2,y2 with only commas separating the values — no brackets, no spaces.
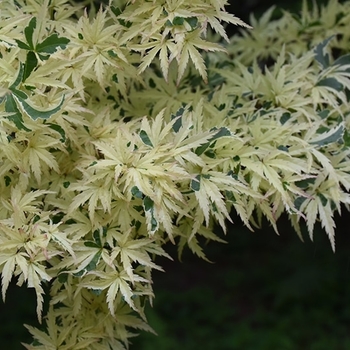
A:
277,145,289,152
295,178,316,189
12,90,65,120
190,175,201,191
185,17,198,29
10,88,27,100
111,74,119,84
228,168,238,180
108,50,118,58
5,94,31,131
172,115,182,132
91,289,103,296
310,123,344,146
119,18,132,28
9,63,24,90
149,78,156,88
195,127,231,155
314,36,334,69
73,270,85,277
134,220,141,231
195,142,210,156
317,109,330,119
317,77,343,92
211,127,231,141
173,16,184,26
93,230,102,247
233,155,240,162
23,51,38,81
25,17,36,50
57,272,68,284
35,34,70,55
317,193,328,206
111,8,132,28
333,53,350,69
225,190,236,202
131,186,143,198
111,6,122,16
204,149,216,158
133,205,143,212
343,130,350,148
294,196,306,210
139,130,153,147
85,251,102,271
48,123,66,142
143,196,154,212
84,241,100,248
171,107,184,132
4,176,11,187
15,39,31,50
216,103,226,111
150,216,158,231
280,112,291,124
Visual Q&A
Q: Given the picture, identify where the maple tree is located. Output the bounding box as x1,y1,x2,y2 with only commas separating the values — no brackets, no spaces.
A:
0,0,350,348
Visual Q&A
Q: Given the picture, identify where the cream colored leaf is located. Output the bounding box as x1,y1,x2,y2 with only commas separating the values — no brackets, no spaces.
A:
187,44,207,83
317,198,336,252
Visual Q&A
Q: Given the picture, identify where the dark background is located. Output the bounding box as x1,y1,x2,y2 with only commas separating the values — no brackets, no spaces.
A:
131,212,350,349
228,0,323,21
2,0,350,349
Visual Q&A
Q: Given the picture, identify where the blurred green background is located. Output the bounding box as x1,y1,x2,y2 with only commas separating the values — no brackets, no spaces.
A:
2,0,350,349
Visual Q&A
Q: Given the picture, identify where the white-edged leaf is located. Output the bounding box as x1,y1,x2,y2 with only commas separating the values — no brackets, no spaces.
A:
12,90,65,120
309,123,344,147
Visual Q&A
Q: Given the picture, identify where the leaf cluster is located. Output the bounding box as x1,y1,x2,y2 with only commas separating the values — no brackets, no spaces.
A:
0,0,350,348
